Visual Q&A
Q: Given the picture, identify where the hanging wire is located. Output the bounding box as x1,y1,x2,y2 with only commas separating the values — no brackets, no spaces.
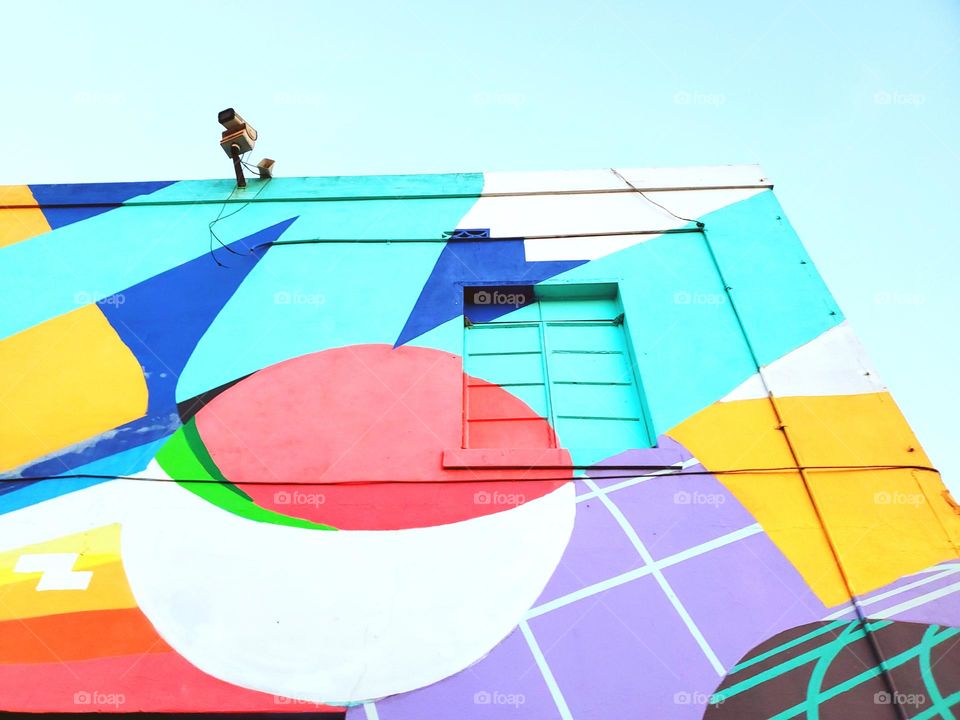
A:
610,168,706,229
207,158,272,267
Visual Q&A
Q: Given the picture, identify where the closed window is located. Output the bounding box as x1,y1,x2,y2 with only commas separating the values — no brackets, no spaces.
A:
462,285,653,451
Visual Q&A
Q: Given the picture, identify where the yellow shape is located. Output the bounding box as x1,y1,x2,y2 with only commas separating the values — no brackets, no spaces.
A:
0,305,147,472
0,185,51,248
670,393,960,606
669,398,850,606
806,467,956,598
776,393,931,468
0,524,136,620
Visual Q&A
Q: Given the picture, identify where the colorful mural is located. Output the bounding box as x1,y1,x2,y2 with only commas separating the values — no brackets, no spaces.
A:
0,166,956,718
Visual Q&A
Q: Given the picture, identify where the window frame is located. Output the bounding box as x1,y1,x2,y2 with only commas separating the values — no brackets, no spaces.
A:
458,280,657,455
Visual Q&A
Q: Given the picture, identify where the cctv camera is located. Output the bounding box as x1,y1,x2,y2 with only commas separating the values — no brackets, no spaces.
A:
218,108,258,139
218,107,257,156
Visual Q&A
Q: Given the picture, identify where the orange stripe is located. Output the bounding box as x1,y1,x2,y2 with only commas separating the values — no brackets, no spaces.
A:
0,607,170,663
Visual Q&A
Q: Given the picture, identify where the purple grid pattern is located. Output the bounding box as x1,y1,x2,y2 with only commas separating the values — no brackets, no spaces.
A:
348,439,828,720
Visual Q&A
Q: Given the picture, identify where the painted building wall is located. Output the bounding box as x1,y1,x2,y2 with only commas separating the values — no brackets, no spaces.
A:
0,166,957,719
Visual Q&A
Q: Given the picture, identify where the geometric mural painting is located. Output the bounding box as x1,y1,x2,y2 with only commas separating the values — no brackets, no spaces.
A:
0,166,956,717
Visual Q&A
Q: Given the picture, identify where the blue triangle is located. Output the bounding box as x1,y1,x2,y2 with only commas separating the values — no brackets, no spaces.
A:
29,180,175,229
396,238,586,347
97,217,298,415
3,217,297,483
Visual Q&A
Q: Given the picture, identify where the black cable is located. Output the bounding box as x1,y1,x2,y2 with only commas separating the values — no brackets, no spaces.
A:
5,464,940,486
207,170,272,266
250,227,704,250
0,184,775,212
611,168,706,229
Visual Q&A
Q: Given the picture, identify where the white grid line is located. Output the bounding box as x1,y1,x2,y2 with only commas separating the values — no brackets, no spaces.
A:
582,477,726,675
519,620,574,720
823,565,960,620
527,523,763,619
575,457,700,502
869,580,960,620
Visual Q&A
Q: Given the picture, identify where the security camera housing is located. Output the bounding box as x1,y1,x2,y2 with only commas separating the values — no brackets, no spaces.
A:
218,107,258,157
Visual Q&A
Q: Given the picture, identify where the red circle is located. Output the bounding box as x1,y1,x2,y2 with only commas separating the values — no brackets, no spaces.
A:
195,344,572,530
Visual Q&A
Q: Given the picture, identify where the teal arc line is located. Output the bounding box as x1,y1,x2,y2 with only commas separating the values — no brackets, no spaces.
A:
759,625,960,720
712,620,893,702
918,624,957,720
802,621,861,720
728,618,854,674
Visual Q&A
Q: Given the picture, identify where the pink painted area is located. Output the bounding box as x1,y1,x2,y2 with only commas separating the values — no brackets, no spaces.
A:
0,650,343,713
196,344,571,530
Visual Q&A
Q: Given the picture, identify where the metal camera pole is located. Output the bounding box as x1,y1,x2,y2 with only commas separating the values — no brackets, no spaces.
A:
230,144,246,188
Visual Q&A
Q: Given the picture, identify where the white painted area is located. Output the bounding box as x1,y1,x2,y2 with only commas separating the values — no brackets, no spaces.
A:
480,168,624,194
722,373,768,402
0,482,128,551
0,473,575,702
115,466,575,703
722,322,886,401
457,182,765,262
13,552,93,591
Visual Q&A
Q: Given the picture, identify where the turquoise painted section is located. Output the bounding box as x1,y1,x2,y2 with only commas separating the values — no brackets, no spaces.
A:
176,178,484,400
538,190,843,438
404,316,464,356
0,178,840,469
700,190,844,365
0,173,484,343
463,294,651,457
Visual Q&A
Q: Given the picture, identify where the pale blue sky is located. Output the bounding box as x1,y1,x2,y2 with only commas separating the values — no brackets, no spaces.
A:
2,0,958,489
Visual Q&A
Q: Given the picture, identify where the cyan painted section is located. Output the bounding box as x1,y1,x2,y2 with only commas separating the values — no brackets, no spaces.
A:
539,231,755,438
176,176,484,400
0,174,484,342
537,191,843,438
700,190,844,365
